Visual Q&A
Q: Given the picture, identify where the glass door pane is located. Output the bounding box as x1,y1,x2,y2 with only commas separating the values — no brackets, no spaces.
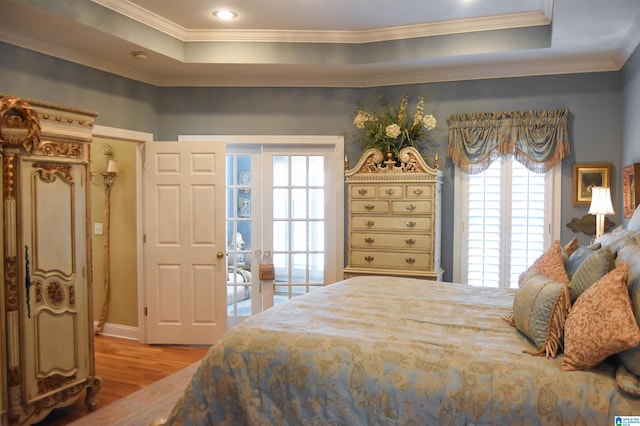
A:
226,145,335,320
226,155,254,321
269,155,326,306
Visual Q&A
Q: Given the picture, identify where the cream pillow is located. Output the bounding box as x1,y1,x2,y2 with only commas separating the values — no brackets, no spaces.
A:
628,207,640,232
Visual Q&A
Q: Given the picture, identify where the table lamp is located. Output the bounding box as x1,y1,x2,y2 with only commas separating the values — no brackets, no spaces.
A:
588,186,615,239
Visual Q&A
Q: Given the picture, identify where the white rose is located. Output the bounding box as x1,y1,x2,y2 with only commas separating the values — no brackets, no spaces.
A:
353,112,367,129
423,114,437,131
386,123,401,139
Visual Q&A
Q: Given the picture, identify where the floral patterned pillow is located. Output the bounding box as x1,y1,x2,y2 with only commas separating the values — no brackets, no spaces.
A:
562,263,640,371
519,240,569,287
563,237,580,257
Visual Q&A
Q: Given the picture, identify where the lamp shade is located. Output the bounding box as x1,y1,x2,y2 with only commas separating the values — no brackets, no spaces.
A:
234,232,245,245
107,159,118,174
588,186,615,215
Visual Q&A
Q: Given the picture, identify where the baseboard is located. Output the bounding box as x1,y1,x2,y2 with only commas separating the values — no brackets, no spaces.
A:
94,322,139,341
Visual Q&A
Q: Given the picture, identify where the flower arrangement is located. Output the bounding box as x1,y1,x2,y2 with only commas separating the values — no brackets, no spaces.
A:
353,94,437,159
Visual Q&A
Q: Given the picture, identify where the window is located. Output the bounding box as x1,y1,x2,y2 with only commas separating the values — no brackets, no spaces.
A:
453,157,561,288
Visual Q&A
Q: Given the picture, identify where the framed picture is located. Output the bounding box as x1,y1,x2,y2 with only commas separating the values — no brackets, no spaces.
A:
623,163,639,217
572,163,612,206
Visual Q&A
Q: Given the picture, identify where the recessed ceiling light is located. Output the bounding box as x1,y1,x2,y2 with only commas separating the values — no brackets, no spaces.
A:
131,51,148,60
213,9,238,20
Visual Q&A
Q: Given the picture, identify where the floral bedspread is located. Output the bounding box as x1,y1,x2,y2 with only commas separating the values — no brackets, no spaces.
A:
165,276,640,425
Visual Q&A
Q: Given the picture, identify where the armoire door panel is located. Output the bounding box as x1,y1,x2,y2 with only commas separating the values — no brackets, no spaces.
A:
35,310,78,375
19,160,90,408
31,170,74,277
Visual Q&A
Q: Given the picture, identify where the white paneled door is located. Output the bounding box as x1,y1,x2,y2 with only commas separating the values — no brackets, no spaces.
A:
143,141,227,344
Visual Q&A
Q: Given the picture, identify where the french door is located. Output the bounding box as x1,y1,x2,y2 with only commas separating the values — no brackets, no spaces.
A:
225,144,342,326
179,135,344,328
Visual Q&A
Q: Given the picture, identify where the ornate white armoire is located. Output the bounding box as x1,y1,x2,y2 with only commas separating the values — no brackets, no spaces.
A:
0,96,100,425
343,147,443,280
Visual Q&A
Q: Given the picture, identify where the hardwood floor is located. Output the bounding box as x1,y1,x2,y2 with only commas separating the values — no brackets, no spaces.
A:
35,335,210,425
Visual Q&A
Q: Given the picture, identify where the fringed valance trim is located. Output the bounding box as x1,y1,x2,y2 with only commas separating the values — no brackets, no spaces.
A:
447,109,570,175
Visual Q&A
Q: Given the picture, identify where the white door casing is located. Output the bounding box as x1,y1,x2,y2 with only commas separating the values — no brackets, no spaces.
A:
143,141,227,344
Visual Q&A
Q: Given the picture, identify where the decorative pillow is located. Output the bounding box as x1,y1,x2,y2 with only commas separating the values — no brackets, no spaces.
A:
616,238,640,376
616,364,640,397
512,270,571,358
563,237,580,257
596,226,637,254
562,263,640,371
568,245,612,302
565,244,599,279
519,240,569,287
628,207,640,232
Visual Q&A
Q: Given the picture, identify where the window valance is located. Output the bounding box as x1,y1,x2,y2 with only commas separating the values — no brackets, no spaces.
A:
447,109,570,175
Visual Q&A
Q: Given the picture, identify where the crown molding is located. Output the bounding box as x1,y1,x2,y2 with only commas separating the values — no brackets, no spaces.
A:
92,0,549,44
0,25,620,88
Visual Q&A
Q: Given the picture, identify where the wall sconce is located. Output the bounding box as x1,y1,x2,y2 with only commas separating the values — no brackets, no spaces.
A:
91,142,119,334
91,143,118,186
588,186,615,239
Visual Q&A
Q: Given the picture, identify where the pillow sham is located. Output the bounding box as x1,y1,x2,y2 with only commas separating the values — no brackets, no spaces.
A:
568,245,612,302
562,263,640,371
519,240,569,287
596,226,637,254
616,238,640,376
565,243,600,279
628,206,640,232
512,270,571,358
563,237,580,257
616,364,640,397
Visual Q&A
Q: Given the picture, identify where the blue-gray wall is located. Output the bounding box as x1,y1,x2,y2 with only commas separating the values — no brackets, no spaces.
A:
1,41,633,281
622,41,640,223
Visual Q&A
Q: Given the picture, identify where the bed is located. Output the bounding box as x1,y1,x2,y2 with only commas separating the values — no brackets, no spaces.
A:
163,268,640,425
227,268,251,306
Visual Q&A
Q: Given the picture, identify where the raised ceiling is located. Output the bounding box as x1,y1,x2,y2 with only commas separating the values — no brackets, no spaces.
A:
1,0,640,87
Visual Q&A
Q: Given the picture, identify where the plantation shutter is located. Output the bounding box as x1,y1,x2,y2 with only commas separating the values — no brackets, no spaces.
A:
467,158,546,288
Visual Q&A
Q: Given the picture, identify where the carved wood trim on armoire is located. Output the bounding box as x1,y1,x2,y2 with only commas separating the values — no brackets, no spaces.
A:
0,95,101,425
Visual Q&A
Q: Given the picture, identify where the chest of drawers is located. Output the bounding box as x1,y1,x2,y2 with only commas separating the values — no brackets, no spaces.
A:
344,147,443,280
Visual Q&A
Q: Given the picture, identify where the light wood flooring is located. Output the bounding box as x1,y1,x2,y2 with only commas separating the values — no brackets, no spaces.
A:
35,335,210,426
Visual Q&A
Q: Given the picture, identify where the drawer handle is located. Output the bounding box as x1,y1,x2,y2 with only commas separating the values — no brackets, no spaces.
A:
406,204,416,211
365,237,375,244
405,257,416,264
364,256,375,262
365,204,375,211
358,188,368,195
405,239,416,246
406,221,416,228
413,188,424,195
385,188,395,195
366,220,375,228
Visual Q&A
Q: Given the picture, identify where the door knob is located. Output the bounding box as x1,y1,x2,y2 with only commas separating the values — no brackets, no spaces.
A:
217,251,225,259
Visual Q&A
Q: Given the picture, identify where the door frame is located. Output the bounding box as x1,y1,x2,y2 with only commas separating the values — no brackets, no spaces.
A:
92,125,151,342
89,130,344,343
